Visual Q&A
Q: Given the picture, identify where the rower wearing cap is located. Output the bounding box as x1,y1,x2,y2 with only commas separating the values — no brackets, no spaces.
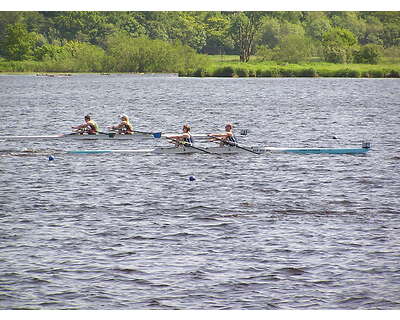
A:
168,124,193,147
209,123,237,145
72,115,99,135
110,114,133,134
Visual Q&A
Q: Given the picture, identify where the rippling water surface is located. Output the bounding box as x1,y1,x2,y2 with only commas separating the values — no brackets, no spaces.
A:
0,74,399,309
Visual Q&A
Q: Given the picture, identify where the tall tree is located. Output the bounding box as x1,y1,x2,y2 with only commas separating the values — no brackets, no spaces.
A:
165,12,207,52
202,12,233,54
322,27,357,63
303,12,331,41
229,12,264,62
1,23,42,60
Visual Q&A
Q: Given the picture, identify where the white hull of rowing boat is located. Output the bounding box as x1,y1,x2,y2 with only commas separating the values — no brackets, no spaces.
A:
0,133,155,140
0,133,215,141
67,144,370,155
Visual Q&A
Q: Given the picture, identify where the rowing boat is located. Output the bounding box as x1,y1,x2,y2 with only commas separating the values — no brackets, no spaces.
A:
67,142,371,155
0,132,161,140
0,129,249,141
0,132,226,141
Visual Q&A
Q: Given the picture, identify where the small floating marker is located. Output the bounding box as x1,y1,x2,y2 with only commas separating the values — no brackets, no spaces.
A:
48,155,55,161
189,176,196,181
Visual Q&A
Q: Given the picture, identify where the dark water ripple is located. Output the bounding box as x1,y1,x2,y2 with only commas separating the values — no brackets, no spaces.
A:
0,75,400,309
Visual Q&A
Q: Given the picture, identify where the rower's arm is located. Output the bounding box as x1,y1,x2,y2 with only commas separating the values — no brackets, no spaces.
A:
111,123,122,130
72,123,88,129
209,133,229,139
169,136,185,142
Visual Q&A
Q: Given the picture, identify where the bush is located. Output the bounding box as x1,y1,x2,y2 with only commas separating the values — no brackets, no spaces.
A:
255,45,273,62
323,45,354,64
104,33,207,73
193,67,208,77
0,60,46,72
273,34,313,63
178,69,193,77
256,69,270,77
213,66,236,77
353,44,382,64
248,69,256,77
298,68,318,77
255,69,264,77
361,71,371,78
235,67,249,77
369,69,384,78
278,68,296,77
317,69,337,77
386,69,400,78
335,68,361,78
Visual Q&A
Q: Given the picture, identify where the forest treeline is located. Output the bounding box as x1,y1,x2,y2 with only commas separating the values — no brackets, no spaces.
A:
1,11,400,74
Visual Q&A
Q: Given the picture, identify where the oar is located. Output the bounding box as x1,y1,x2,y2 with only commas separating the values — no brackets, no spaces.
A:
166,137,212,154
210,136,261,155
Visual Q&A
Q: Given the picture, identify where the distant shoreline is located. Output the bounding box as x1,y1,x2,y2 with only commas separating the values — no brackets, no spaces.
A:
1,70,399,78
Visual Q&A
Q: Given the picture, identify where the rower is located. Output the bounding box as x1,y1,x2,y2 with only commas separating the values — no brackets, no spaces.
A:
72,115,99,135
109,114,134,134
168,124,194,147
208,123,237,146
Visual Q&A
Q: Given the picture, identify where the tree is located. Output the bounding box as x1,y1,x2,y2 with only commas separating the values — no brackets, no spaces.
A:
258,16,305,49
380,22,400,47
359,15,384,45
165,12,207,52
322,27,357,63
1,23,43,60
202,13,233,54
0,12,24,56
303,12,331,41
353,44,382,64
255,45,273,61
329,12,366,41
229,12,264,62
51,11,113,45
273,34,313,63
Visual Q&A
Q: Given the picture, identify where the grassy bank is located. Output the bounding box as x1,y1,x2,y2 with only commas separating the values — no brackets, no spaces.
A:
1,55,400,78
180,55,400,78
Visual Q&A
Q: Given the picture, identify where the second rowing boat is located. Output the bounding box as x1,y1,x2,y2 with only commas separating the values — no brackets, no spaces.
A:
67,142,371,155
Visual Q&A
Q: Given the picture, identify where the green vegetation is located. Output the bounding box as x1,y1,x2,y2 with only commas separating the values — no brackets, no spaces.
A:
0,11,399,77
178,55,400,78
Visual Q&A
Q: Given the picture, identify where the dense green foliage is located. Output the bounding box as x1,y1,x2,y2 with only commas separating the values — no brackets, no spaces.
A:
0,11,399,74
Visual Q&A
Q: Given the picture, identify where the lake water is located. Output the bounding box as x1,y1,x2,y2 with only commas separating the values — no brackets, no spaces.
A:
0,74,399,310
